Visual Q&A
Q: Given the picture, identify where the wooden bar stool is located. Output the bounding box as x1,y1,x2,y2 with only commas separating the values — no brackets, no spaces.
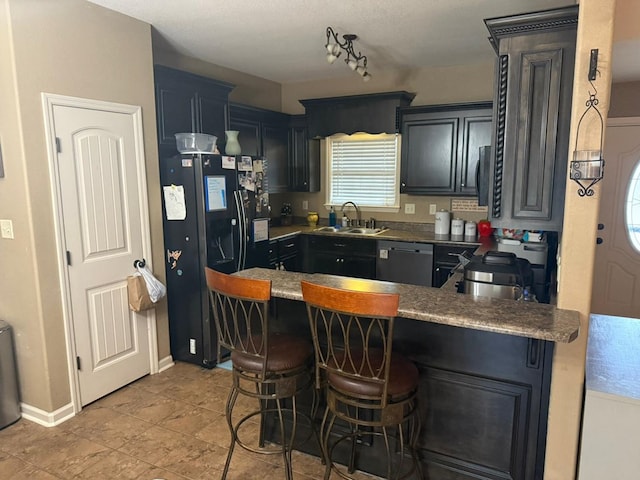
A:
206,268,315,480
301,280,422,480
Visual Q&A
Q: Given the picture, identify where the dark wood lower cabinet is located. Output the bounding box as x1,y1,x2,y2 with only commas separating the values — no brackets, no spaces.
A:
302,235,377,279
267,299,553,480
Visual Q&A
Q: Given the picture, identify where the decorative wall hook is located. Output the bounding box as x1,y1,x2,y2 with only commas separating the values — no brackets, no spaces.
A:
570,48,605,197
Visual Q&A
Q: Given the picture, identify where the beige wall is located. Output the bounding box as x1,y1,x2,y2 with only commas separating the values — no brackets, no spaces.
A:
609,81,640,117
154,48,282,111
282,62,495,114
0,0,168,412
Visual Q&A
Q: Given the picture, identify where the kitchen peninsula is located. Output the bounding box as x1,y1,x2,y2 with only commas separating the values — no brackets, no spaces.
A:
235,267,580,480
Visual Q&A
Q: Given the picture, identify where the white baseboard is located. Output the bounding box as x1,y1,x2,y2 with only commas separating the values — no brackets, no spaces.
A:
20,402,75,427
19,356,174,427
157,355,174,373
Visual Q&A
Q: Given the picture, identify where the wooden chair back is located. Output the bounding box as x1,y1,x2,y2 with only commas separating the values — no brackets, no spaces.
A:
205,267,271,373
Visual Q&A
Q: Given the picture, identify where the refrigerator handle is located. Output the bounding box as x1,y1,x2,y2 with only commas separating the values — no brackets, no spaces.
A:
234,190,247,271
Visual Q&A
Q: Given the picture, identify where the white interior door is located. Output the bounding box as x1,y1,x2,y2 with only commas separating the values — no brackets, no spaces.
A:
591,119,640,318
48,97,154,406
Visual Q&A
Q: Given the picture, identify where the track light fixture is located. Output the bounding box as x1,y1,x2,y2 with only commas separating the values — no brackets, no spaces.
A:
325,27,371,82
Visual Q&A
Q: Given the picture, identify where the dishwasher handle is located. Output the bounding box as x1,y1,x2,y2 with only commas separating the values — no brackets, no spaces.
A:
388,246,431,254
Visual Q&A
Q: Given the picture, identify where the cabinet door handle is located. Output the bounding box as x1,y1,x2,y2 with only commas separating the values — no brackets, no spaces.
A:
597,223,605,230
527,339,541,369
596,237,603,245
284,243,295,248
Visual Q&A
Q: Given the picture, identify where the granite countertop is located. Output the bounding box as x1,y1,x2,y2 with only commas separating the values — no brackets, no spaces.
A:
269,223,483,247
235,267,580,343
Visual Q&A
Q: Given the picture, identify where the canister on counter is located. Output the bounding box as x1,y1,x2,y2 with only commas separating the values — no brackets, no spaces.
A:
464,221,477,242
451,218,464,241
435,210,451,237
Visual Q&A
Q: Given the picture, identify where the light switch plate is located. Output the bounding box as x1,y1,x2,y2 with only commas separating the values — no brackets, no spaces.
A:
405,203,415,214
0,219,14,239
429,204,437,215
302,200,309,210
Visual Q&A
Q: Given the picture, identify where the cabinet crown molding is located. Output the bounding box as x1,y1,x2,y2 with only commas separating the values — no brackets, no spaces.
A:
300,91,415,138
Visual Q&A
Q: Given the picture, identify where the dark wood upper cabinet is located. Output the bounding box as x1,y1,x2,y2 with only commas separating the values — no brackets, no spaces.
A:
485,6,578,231
288,115,320,192
399,102,493,196
154,65,234,155
229,103,290,194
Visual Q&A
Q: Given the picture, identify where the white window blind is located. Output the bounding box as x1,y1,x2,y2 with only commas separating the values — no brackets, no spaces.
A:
328,133,400,209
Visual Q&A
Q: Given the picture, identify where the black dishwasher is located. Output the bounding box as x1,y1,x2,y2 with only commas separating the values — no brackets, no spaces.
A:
377,241,433,287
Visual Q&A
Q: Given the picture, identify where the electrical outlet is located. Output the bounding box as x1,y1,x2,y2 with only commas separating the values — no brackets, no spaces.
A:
429,204,437,215
404,203,415,214
302,200,309,210
0,219,14,239
189,338,196,355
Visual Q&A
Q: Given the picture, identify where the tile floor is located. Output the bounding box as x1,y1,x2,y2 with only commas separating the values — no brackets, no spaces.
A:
0,361,379,480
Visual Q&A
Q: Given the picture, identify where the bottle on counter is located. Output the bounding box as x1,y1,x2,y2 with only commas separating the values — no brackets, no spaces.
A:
329,206,337,227
517,286,538,303
341,215,349,228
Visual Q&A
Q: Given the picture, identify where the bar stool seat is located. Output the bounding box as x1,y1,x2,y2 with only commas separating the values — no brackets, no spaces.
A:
327,349,419,399
231,333,313,372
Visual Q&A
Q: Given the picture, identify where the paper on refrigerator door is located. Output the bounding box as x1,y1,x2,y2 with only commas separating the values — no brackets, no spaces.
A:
221,155,236,170
253,218,269,242
162,185,186,220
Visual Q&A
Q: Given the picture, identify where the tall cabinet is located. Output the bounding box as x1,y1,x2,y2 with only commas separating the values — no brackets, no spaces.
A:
485,6,578,231
154,65,234,158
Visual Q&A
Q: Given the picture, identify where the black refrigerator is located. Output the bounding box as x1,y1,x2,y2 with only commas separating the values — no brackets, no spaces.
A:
160,153,271,367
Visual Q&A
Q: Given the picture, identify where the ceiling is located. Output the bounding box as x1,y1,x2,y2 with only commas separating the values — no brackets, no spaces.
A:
87,0,636,84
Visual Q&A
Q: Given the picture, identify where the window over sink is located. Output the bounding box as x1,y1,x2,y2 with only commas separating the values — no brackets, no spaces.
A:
326,133,400,210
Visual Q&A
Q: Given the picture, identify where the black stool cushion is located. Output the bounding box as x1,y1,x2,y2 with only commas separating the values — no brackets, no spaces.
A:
328,349,419,399
231,333,312,373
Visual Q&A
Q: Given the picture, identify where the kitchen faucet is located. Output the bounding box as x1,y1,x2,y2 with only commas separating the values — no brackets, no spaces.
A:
340,201,361,226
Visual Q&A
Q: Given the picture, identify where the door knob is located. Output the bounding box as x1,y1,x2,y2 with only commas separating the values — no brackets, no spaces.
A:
596,237,603,244
597,223,605,230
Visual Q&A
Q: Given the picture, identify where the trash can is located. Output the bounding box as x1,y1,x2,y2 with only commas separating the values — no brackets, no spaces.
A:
0,320,21,429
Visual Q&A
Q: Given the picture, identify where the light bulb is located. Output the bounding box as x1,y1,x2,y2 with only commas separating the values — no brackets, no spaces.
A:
362,72,372,82
356,65,367,76
327,52,340,64
347,58,358,70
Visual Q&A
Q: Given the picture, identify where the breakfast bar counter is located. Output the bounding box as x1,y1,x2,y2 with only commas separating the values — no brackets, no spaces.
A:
235,268,580,343
234,267,580,480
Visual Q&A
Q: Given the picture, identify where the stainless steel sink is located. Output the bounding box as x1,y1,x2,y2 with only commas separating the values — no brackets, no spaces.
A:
314,226,340,233
340,227,387,235
313,226,387,236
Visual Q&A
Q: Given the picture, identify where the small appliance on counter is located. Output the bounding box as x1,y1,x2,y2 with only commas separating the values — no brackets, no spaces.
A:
459,251,533,300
